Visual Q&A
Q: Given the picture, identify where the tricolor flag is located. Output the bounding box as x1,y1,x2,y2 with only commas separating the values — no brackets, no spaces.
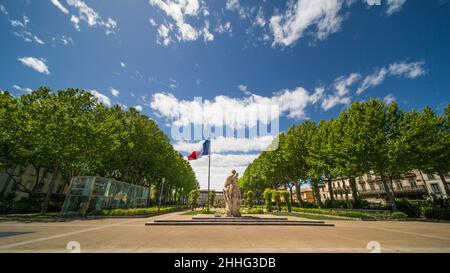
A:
187,140,210,161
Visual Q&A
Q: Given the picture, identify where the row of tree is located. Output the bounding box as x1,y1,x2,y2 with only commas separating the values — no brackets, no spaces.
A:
0,88,199,213
240,99,450,211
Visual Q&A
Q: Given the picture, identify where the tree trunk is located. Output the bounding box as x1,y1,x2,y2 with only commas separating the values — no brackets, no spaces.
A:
295,181,303,206
0,167,17,198
40,168,59,214
381,174,397,211
288,185,294,204
342,178,351,208
439,173,450,196
327,178,335,202
349,176,358,200
312,181,323,208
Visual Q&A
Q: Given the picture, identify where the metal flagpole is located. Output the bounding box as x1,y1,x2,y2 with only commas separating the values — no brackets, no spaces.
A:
207,139,211,210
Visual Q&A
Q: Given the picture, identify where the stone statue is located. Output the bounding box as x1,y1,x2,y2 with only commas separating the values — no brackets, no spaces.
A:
224,170,241,217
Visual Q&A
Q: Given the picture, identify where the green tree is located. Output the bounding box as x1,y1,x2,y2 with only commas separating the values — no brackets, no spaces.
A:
188,190,199,211
263,188,273,212
245,190,254,209
281,190,291,212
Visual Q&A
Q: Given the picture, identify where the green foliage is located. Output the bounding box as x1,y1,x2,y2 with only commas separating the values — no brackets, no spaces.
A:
395,199,421,218
90,206,186,216
291,207,375,219
242,208,264,214
0,88,199,213
241,98,450,211
274,191,281,212
390,212,408,219
423,207,450,220
245,190,254,209
188,190,199,211
263,189,273,212
281,190,291,212
208,190,216,208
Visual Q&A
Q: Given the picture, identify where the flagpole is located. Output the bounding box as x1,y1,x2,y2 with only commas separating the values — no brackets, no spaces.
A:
207,139,211,211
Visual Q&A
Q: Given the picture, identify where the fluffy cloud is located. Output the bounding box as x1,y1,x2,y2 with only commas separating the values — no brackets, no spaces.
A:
383,94,396,105
89,90,111,107
321,73,360,110
150,87,323,129
50,0,69,14
357,61,426,94
13,85,33,93
174,136,275,154
50,0,118,35
14,31,45,45
188,153,258,190
269,0,348,47
386,0,407,15
149,0,215,45
18,57,50,75
110,87,120,97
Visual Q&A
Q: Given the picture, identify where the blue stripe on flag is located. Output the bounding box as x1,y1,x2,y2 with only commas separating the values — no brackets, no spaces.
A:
202,140,210,156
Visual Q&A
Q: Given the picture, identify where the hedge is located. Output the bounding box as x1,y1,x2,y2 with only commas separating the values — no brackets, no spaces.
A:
423,207,450,221
291,207,375,219
89,206,187,216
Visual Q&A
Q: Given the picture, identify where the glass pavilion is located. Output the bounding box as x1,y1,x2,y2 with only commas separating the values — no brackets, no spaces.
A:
61,176,150,216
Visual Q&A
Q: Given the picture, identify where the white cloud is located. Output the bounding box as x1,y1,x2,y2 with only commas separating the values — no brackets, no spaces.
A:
14,31,45,45
50,0,69,14
357,61,426,94
52,35,73,46
13,85,33,93
226,0,251,19
150,86,322,129
89,90,111,107
66,0,118,35
202,20,214,42
110,87,120,97
133,105,143,112
321,73,360,110
215,21,232,34
269,0,348,47
157,23,172,46
149,18,157,27
174,136,275,154
388,61,426,79
150,0,215,44
71,15,81,31
188,153,258,190
238,84,252,96
386,0,407,15
383,94,396,105
18,57,50,75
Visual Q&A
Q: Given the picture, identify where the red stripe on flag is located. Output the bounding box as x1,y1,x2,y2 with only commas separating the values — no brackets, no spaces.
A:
188,151,198,161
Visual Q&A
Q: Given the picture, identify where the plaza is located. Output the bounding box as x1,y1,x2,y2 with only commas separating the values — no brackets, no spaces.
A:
0,211,449,253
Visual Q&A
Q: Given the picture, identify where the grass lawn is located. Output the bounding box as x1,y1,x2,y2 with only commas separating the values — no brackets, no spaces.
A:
271,212,355,221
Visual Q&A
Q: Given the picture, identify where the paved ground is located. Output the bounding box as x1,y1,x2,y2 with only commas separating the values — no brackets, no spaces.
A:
0,211,449,253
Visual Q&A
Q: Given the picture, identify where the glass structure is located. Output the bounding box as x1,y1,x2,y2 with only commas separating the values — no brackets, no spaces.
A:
61,176,150,216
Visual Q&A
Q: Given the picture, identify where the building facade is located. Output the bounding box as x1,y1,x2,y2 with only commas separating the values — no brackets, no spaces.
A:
319,170,449,205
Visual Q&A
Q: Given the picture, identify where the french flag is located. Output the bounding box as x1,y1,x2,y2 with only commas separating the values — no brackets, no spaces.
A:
188,140,210,161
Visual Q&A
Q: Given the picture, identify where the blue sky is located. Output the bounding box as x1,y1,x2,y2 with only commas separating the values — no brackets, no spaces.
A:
1,0,449,189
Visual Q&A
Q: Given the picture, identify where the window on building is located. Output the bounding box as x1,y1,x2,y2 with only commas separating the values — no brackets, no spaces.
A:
361,184,367,192
396,180,403,190
369,183,375,191
409,178,418,189
430,184,441,194
337,182,340,188
427,173,436,180
378,183,385,191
